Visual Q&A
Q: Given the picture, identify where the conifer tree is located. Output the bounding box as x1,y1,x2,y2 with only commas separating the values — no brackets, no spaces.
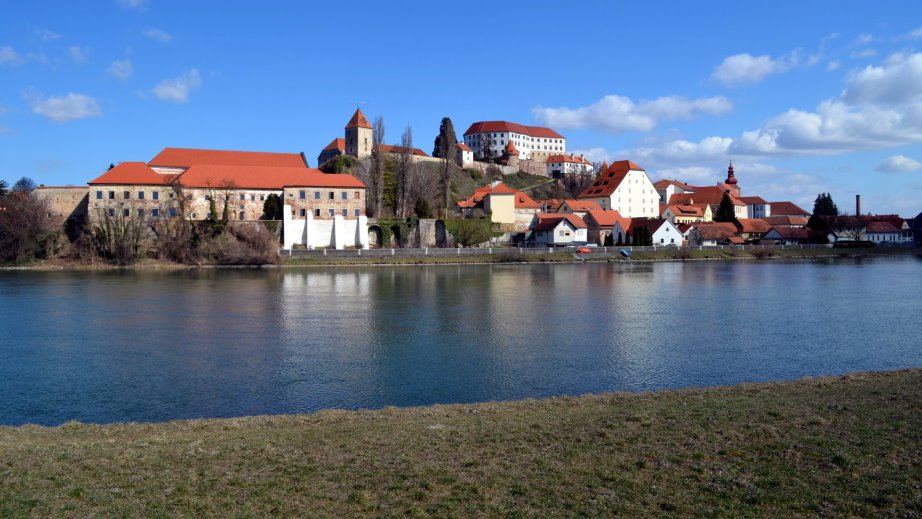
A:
812,192,839,216
714,192,738,223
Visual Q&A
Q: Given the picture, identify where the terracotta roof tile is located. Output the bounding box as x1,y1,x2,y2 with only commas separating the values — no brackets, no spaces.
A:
577,160,644,199
88,162,176,185
345,108,373,130
562,199,601,212
769,201,810,216
378,144,429,157
455,142,472,152
178,165,365,190
533,213,587,231
463,121,564,139
323,138,346,152
585,209,629,229
149,147,306,168
546,154,591,165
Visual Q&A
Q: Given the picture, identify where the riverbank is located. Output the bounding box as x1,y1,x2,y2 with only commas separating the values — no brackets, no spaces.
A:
2,369,919,517
2,246,920,270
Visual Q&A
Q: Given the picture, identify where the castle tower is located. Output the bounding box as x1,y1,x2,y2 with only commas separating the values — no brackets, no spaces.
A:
345,108,373,159
503,139,520,169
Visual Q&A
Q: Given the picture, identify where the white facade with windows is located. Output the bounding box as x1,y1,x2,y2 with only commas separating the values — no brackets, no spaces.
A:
463,122,566,162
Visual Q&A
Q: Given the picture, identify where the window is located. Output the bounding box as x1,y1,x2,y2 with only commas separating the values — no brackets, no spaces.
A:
124,191,130,199
354,208,360,217
152,191,159,200
123,208,130,217
328,208,334,217
341,191,347,200
342,208,348,216
251,195,256,201
204,194,210,201
240,194,245,201
152,208,160,218
108,191,115,199
169,208,177,217
138,208,145,218
314,191,321,200
260,195,265,201
95,191,102,199
138,191,145,200
354,191,361,199
299,208,306,217
239,211,245,220
328,192,334,200
108,208,115,217
314,208,320,217
299,190,306,199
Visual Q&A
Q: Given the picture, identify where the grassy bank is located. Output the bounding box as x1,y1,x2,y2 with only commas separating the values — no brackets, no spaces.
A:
2,370,920,517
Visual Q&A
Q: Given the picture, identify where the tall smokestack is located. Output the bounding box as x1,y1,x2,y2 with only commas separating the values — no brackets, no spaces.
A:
856,194,861,216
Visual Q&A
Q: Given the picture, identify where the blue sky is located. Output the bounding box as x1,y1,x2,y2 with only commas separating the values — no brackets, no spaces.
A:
2,1,921,215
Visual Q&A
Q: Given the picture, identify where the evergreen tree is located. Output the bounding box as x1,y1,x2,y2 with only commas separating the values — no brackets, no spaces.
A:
604,232,614,247
262,193,282,220
414,197,432,218
0,179,7,198
432,117,457,159
714,192,738,223
615,233,623,246
812,192,839,216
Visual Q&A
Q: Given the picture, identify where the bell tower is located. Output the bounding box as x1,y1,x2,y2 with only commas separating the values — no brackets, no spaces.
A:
345,108,373,159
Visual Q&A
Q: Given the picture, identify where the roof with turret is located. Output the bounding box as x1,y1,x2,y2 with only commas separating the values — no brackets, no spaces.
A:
345,108,373,130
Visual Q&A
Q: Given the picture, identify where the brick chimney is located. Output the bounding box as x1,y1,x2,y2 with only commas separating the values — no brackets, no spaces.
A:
856,194,861,216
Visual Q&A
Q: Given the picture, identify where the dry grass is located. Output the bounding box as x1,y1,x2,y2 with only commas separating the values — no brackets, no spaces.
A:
2,370,920,517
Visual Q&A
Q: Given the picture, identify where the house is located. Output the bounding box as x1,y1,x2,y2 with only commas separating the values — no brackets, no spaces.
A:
686,222,738,246
530,213,587,246
88,148,366,224
763,215,809,228
653,179,696,205
626,218,684,246
583,209,629,245
33,186,89,224
761,226,812,245
769,201,811,218
662,203,712,224
576,160,659,217
545,154,594,178
865,221,911,244
455,143,474,168
456,181,540,230
738,196,771,219
557,199,601,218
540,199,564,212
462,121,566,162
668,186,747,221
734,218,772,241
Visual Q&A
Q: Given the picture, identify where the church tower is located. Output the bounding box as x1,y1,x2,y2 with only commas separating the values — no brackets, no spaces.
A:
724,161,740,197
345,108,373,159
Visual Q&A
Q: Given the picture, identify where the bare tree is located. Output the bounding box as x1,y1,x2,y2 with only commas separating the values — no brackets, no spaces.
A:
218,179,239,222
395,125,414,218
370,116,386,217
477,133,494,161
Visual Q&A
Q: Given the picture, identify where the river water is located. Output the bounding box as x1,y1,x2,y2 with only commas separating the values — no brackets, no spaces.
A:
1,256,920,426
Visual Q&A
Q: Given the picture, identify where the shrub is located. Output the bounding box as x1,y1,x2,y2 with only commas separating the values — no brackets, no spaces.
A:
443,218,495,247
90,209,152,264
0,193,67,263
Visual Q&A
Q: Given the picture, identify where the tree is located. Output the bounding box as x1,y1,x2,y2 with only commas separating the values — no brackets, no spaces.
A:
714,192,738,223
0,179,8,198
414,196,432,218
370,116,386,217
477,133,494,161
432,117,457,159
0,193,66,262
12,177,36,193
262,193,283,220
436,118,458,218
395,125,414,218
812,192,839,216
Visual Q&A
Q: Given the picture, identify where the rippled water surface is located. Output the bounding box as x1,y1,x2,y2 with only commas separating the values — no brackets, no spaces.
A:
1,256,921,425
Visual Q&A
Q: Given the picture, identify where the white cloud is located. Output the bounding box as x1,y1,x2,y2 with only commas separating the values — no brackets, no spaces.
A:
875,155,922,173
152,69,201,102
711,52,798,85
911,27,922,40
827,61,840,71
68,46,90,64
532,94,731,133
36,28,62,41
853,34,874,45
843,52,922,104
0,46,22,65
850,48,876,59
144,28,173,43
29,92,102,122
106,58,133,80
116,0,147,9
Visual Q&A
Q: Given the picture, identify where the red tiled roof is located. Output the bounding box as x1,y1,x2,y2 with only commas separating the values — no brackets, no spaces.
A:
585,209,629,230
379,144,429,157
89,162,177,185
769,201,810,216
693,221,738,240
866,221,900,233
533,213,587,231
670,186,745,207
177,165,365,190
764,215,809,227
738,196,768,205
488,183,517,194
149,148,306,168
625,217,670,235
653,179,696,191
323,138,345,152
735,218,771,234
345,108,372,130
766,226,810,239
577,160,644,198
667,204,704,217
463,121,564,139
504,139,519,156
546,154,591,165
562,199,601,212
728,236,746,244
457,182,536,209
515,192,540,209
455,142,472,152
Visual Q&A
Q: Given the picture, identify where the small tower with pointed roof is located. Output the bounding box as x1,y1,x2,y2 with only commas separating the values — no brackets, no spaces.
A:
345,108,373,159
502,139,520,168
724,161,740,197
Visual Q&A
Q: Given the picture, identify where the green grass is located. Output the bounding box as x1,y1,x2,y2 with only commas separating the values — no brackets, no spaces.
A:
1,370,920,517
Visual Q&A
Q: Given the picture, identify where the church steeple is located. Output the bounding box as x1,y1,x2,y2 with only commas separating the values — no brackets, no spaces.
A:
725,161,737,185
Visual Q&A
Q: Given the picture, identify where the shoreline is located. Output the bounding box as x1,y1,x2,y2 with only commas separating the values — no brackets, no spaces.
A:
3,245,920,271
2,368,919,516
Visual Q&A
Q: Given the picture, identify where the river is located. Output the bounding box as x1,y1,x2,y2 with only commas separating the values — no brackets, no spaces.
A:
1,256,920,426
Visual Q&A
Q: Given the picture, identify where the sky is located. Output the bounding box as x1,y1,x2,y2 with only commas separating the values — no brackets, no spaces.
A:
2,1,922,216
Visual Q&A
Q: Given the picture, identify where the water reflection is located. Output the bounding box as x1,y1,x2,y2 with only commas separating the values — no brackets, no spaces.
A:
1,256,921,425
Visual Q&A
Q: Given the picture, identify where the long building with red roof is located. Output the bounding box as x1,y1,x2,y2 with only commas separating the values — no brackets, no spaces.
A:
462,121,566,163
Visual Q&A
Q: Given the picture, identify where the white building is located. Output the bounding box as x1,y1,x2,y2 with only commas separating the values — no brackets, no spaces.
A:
627,218,684,246
739,196,772,219
455,143,474,168
577,160,659,218
546,154,594,178
462,121,565,162
530,213,587,246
